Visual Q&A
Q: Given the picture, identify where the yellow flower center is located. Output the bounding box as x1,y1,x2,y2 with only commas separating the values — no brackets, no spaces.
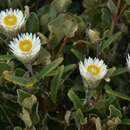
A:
19,39,32,52
87,64,100,76
3,15,17,27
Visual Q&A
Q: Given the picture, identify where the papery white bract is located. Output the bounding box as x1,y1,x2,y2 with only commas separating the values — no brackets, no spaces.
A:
9,33,41,63
79,57,107,89
0,8,26,33
126,54,130,72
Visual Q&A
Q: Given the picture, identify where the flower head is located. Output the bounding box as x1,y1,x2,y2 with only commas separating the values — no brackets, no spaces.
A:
9,33,41,63
88,29,100,43
126,54,130,72
0,8,26,33
79,57,107,89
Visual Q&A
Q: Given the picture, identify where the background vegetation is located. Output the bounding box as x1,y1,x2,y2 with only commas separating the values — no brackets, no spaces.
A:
1,0,130,130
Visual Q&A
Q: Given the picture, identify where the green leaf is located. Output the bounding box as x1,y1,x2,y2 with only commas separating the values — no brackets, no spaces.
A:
68,89,83,109
45,64,76,77
37,5,50,17
74,109,87,125
51,0,72,12
48,14,78,43
64,64,77,75
112,67,127,76
101,32,122,51
50,65,64,103
15,68,25,77
71,48,83,61
82,0,96,9
37,47,51,65
107,0,117,14
63,19,78,38
105,85,130,101
26,12,39,33
108,104,122,118
3,71,37,88
101,8,111,27
32,103,40,125
0,63,10,76
0,54,13,62
39,5,57,33
94,99,108,118
17,89,31,105
37,57,63,79
124,10,130,19
125,0,130,5
48,14,65,42
122,118,130,125
13,126,23,130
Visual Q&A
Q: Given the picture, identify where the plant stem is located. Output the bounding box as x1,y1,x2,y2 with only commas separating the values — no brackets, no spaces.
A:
75,120,81,130
84,89,89,105
118,4,127,19
25,63,34,76
47,113,64,124
110,0,122,35
56,37,69,58
96,87,102,102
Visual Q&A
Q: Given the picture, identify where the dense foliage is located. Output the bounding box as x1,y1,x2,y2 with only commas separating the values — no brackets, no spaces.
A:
1,0,130,130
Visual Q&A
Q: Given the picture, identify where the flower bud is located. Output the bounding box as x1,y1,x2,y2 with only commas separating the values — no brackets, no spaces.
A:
88,29,100,43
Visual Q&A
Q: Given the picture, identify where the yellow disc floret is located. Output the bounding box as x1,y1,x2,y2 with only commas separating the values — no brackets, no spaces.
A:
87,64,100,76
3,15,17,27
19,39,32,52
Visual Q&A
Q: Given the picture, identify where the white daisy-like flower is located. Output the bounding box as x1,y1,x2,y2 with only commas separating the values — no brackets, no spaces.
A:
79,57,107,89
126,54,130,72
9,33,41,63
0,8,26,33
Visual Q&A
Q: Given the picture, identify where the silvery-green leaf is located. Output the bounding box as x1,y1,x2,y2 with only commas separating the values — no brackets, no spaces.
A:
125,0,130,5
51,0,72,12
108,104,122,118
13,127,22,130
17,89,31,105
107,0,117,15
3,71,37,88
32,103,40,125
22,95,37,110
95,117,102,130
20,108,32,128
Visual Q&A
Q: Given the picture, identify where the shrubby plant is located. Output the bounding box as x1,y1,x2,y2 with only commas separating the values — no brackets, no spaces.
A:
1,0,130,130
